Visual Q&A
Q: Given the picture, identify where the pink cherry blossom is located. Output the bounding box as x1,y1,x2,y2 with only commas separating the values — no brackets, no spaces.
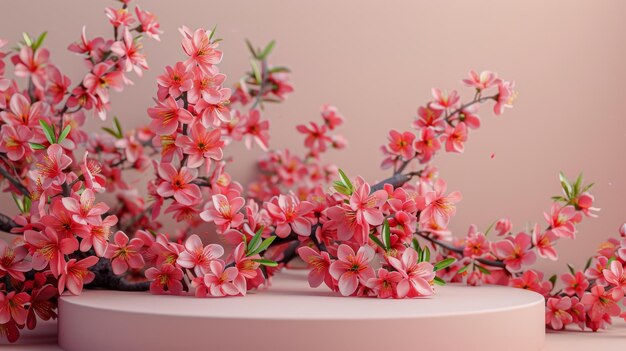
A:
544,204,580,239
203,260,241,297
388,247,436,297
581,285,621,322
200,194,245,231
12,46,49,89
0,124,33,161
111,28,148,76
414,127,441,163
68,27,106,58
386,130,415,160
509,270,551,296
329,244,375,296
61,189,109,225
321,104,344,130
584,256,608,284
175,123,223,169
181,27,223,73
297,122,332,154
105,7,134,28
462,70,498,90
83,62,124,102
47,65,71,104
532,224,558,260
366,268,402,299
145,264,183,295
494,218,512,236
148,96,194,135
79,215,117,257
0,241,31,281
492,232,536,272
561,271,590,298
421,179,462,228
493,80,515,115
431,88,460,110
24,228,77,277
156,164,202,206
104,231,146,275
297,246,334,289
135,6,162,41
413,104,445,130
545,296,573,330
0,291,30,325
187,66,226,104
265,194,315,237
156,62,193,101
243,109,270,151
1,93,50,128
602,260,626,300
441,122,468,153
463,225,489,258
58,256,98,295
36,144,72,188
176,234,224,276
575,192,599,218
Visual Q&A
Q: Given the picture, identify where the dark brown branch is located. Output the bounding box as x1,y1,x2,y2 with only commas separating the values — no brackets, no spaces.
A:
0,164,30,197
370,171,422,192
86,257,150,291
0,213,19,233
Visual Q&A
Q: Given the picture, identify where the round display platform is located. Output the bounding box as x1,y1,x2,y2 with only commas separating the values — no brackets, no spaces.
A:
59,270,545,351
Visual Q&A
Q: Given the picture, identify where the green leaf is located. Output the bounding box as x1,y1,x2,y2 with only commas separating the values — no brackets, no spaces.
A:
250,58,262,84
258,40,276,60
582,182,595,192
566,263,576,275
484,221,496,236
57,125,71,143
332,181,351,196
548,274,557,287
39,119,56,144
113,116,123,138
382,219,391,250
551,196,566,202
433,276,446,286
475,264,491,275
11,193,23,213
252,259,279,267
369,234,386,250
337,169,353,194
573,173,583,195
32,31,48,51
559,172,572,198
412,237,421,252
420,245,431,263
457,264,470,274
30,142,46,150
584,257,592,271
433,258,456,271
249,235,276,256
268,66,290,74
246,227,264,255
22,32,32,47
102,127,120,139
23,196,31,213
245,39,258,59
208,24,218,41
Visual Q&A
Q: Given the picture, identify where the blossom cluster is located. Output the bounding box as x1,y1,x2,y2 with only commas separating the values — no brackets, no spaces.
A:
0,0,624,344
0,0,160,341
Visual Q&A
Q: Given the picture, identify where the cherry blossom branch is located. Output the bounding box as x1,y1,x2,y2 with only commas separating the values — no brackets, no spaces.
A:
86,257,150,291
415,230,506,268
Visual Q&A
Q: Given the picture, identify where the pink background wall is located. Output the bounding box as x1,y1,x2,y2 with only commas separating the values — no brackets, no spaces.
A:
1,1,624,275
